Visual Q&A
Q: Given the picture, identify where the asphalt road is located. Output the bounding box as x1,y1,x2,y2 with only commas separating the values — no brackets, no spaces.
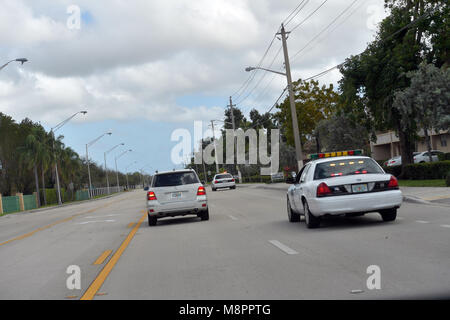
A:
0,185,449,300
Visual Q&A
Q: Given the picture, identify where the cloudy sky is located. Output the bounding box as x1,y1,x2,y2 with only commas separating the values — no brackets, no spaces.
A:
0,0,388,173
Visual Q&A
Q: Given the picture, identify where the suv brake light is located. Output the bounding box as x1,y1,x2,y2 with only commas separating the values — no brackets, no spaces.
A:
317,182,332,197
197,186,206,196
388,176,399,189
147,191,157,201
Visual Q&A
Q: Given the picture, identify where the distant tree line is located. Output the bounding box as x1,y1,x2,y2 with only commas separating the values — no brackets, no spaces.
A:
0,113,149,203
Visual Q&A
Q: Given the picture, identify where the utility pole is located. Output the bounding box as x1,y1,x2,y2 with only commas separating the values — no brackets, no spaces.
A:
210,120,220,173
228,96,242,182
278,23,304,169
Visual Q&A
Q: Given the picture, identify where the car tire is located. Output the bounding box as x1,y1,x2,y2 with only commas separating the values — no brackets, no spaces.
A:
231,186,236,190
201,209,209,221
303,200,320,229
148,215,157,226
380,208,397,222
212,187,217,192
287,197,300,222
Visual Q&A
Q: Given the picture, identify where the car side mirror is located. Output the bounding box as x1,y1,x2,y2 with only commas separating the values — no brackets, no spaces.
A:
286,176,295,184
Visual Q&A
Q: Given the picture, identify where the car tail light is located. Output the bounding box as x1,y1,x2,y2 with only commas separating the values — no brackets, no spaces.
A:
197,186,206,196
231,179,235,182
317,182,332,197
214,180,218,184
147,191,157,201
388,176,399,189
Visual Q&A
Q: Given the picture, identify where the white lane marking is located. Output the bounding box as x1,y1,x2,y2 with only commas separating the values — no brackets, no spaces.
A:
77,220,116,225
415,220,430,224
269,240,298,255
228,215,238,221
440,225,450,228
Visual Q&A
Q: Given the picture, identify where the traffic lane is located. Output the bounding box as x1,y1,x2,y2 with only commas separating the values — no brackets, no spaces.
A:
0,192,129,245
0,190,146,299
95,186,450,299
235,186,450,298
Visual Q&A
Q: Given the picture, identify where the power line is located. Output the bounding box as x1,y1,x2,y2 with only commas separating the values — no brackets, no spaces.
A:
283,0,310,26
248,87,288,129
290,0,329,33
291,0,359,62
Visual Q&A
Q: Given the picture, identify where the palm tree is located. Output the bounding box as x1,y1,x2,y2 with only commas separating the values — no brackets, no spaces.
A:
20,126,48,207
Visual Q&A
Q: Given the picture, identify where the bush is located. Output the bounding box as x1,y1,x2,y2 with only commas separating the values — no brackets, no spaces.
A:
403,161,450,180
446,171,450,187
438,152,450,161
383,165,402,178
383,161,450,180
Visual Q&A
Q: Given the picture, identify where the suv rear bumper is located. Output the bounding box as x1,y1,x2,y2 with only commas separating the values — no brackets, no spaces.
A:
147,198,208,217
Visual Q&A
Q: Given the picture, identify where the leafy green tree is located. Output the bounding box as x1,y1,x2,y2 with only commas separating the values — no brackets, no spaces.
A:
339,0,449,175
275,79,338,147
394,62,450,161
315,113,371,153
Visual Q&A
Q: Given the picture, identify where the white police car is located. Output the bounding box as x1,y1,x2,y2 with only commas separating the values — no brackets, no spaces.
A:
287,150,403,228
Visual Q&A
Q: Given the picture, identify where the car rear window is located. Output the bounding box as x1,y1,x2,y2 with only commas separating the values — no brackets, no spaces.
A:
153,172,199,187
314,158,383,180
216,174,232,179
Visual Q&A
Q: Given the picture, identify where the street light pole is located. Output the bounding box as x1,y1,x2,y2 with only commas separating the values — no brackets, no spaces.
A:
125,161,137,190
51,111,87,205
115,149,132,192
104,143,125,194
86,132,112,199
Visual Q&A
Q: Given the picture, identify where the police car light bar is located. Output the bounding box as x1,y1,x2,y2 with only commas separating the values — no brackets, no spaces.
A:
309,149,363,160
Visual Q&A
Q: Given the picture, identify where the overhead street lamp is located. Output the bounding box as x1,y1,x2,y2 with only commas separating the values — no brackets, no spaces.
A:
0,58,28,71
245,66,286,76
51,110,88,205
115,149,132,192
86,132,112,198
104,143,125,195
125,161,137,190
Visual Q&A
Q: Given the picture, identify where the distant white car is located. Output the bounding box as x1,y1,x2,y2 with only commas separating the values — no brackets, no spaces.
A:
211,173,236,191
287,155,403,228
414,150,443,163
386,152,420,167
146,169,208,226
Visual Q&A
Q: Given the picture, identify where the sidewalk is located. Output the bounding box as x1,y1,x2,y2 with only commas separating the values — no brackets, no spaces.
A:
238,183,450,206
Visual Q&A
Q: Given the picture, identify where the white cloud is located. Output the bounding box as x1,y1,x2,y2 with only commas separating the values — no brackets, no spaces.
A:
0,0,388,126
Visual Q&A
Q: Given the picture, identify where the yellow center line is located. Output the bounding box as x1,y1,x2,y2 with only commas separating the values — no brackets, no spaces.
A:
127,222,135,228
93,250,113,265
80,212,147,300
0,201,120,247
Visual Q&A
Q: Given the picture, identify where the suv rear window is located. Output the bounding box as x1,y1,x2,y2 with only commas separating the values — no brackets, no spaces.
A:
314,158,383,180
153,172,199,187
216,174,232,179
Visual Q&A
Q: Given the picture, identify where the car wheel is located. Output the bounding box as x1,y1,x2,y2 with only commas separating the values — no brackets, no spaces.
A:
231,186,236,189
148,215,157,226
380,208,397,222
201,209,209,221
212,187,216,191
303,200,320,229
287,197,300,222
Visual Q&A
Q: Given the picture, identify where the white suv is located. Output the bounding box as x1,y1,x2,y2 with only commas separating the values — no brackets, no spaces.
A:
146,169,208,226
211,173,236,191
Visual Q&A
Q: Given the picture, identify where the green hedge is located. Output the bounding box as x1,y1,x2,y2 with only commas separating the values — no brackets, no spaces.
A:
384,161,450,180
446,171,450,187
242,175,272,183
438,152,450,161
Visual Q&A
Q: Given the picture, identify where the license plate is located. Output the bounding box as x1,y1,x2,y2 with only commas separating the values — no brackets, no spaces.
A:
171,192,182,198
352,184,368,193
